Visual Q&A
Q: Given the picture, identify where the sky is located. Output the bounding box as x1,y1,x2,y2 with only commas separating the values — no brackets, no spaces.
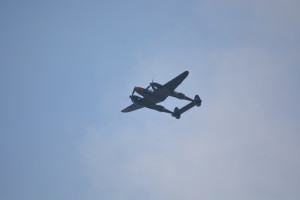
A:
1,0,300,200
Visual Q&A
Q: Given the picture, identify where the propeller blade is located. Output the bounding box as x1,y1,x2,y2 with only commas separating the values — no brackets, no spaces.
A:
150,76,155,90
145,76,154,91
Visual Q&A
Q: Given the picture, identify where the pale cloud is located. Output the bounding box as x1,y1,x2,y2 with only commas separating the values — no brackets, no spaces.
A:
81,1,300,199
81,45,300,199
194,0,300,49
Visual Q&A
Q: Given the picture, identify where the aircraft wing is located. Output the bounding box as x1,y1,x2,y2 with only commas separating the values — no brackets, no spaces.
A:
163,71,189,91
121,104,143,113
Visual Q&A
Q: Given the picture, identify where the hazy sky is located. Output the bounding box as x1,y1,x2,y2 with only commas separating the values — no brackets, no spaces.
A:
1,0,300,200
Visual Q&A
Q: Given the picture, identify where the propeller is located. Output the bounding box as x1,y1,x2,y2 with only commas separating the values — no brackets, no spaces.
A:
147,76,155,90
145,77,154,90
132,87,136,95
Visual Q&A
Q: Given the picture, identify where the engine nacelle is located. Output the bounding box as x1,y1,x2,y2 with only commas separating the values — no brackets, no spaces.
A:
156,105,165,111
150,82,163,90
176,92,185,99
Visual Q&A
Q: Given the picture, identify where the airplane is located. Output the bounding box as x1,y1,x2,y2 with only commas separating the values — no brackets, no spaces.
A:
121,71,201,119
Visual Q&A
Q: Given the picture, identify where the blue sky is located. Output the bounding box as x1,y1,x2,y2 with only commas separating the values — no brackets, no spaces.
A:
1,0,300,200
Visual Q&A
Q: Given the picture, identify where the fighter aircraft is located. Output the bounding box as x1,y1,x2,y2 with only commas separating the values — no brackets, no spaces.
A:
121,71,201,119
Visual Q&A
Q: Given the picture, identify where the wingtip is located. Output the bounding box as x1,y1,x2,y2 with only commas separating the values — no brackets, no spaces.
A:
183,71,189,77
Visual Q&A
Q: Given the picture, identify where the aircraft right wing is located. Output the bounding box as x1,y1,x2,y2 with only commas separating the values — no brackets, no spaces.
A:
163,71,189,91
121,104,143,113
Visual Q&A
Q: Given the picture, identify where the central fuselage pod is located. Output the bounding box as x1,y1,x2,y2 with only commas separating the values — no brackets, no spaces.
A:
134,87,161,103
151,83,193,101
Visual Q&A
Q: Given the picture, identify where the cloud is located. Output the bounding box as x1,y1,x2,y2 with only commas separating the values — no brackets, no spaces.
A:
81,45,300,200
80,1,300,199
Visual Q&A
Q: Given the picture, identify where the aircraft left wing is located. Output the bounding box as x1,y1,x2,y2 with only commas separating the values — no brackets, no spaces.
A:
163,71,189,91
121,104,143,113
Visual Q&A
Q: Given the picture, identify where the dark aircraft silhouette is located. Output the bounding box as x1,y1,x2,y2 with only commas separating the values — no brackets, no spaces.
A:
121,71,201,119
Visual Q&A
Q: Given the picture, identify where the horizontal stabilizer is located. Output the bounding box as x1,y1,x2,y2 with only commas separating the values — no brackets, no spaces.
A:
172,95,201,119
